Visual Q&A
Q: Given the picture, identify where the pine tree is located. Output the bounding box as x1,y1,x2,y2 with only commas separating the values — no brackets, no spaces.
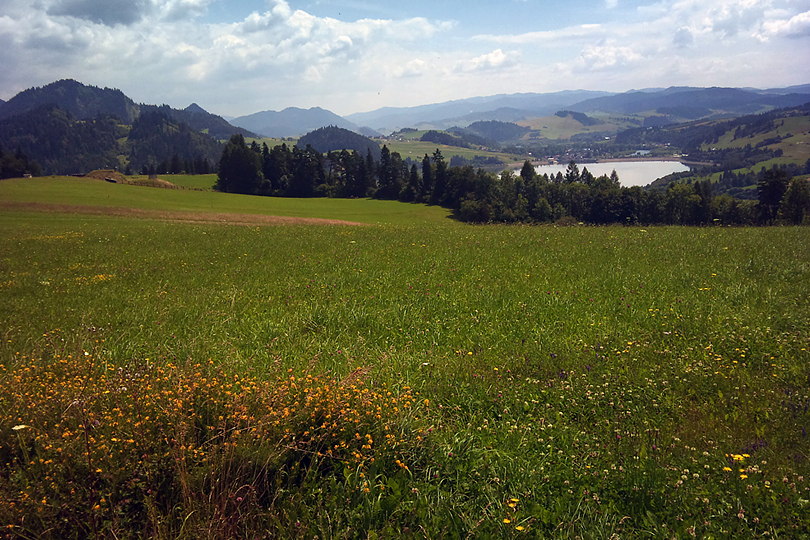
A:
216,134,263,194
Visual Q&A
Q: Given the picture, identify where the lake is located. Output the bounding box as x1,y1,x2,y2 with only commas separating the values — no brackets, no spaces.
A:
527,160,691,187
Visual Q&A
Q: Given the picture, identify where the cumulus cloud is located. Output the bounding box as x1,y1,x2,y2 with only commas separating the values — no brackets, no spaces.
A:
575,43,643,71
454,49,518,73
0,0,807,116
673,27,694,48
391,58,428,78
473,24,603,45
759,10,810,39
48,0,151,26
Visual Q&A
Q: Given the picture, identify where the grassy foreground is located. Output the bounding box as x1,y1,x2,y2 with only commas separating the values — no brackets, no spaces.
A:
0,190,808,537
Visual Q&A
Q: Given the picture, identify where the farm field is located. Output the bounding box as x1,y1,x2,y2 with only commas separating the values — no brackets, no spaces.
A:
707,116,810,162
382,139,525,165
0,176,451,226
0,179,808,538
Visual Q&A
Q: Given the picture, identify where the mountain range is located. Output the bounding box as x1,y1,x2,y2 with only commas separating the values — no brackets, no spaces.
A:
345,90,612,132
1,79,809,176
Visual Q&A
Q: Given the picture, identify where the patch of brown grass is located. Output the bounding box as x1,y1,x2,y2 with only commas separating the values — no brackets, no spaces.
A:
0,201,366,226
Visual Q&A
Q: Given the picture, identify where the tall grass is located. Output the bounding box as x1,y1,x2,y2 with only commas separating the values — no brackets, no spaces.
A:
0,207,808,537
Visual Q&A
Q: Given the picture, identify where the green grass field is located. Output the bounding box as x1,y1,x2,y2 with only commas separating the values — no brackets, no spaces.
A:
0,176,451,225
0,178,808,538
705,116,810,163
382,139,525,165
517,114,635,141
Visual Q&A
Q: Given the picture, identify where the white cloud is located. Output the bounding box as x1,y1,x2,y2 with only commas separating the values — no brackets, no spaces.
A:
575,43,643,71
673,27,694,48
454,49,518,73
47,0,150,26
759,10,810,39
391,58,428,78
0,0,807,116
473,24,604,45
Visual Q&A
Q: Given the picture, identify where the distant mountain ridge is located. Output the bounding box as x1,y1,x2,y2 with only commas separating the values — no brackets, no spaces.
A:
568,86,810,117
345,86,810,133
345,90,611,132
230,107,379,138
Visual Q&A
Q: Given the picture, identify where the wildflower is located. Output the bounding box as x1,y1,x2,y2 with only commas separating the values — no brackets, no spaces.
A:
723,467,732,472
740,474,748,479
503,518,511,524
11,424,30,431
515,526,525,531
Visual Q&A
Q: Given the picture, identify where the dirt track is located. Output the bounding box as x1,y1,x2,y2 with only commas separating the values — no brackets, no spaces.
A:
0,202,366,226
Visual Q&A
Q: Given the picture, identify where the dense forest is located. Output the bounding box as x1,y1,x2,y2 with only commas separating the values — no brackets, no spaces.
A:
216,134,810,225
0,145,40,179
0,106,220,175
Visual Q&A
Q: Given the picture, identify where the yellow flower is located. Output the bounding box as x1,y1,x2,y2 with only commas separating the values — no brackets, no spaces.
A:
516,526,525,531
740,474,748,479
503,518,511,524
723,467,732,472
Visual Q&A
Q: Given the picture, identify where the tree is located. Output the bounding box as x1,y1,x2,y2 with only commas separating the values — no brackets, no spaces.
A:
778,177,810,224
519,160,536,183
564,161,580,183
421,154,433,202
287,144,322,197
376,145,399,199
216,134,263,194
430,149,447,205
757,167,790,224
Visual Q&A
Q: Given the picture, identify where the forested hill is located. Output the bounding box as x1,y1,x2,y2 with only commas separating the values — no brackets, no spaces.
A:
297,126,381,161
0,80,254,140
0,80,253,175
0,79,139,123
0,105,222,175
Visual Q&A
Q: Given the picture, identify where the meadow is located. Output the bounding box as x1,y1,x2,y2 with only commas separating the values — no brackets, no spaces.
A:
0,177,808,538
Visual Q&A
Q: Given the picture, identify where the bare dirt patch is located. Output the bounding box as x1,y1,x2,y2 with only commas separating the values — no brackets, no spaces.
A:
0,202,366,226
84,170,181,189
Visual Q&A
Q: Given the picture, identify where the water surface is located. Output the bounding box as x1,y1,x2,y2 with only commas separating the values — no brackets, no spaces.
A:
529,161,690,187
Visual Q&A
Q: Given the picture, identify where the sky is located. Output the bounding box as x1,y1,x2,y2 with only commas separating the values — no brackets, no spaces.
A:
1,0,809,117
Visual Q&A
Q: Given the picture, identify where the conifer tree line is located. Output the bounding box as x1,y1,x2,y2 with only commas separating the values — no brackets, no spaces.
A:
216,134,810,226
0,145,41,179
